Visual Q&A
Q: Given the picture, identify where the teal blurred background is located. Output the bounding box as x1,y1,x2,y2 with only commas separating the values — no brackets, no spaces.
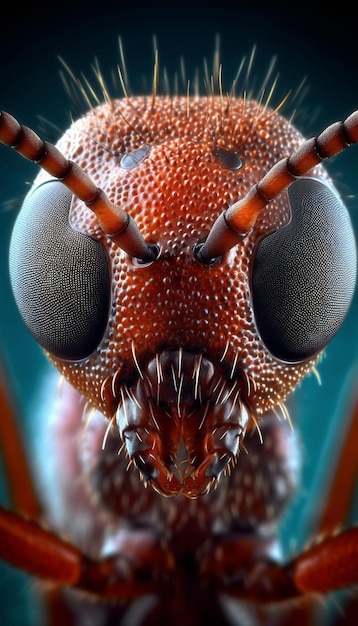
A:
0,2,358,624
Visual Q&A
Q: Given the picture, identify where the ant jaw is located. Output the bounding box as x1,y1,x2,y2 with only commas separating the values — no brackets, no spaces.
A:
124,436,245,499
116,349,249,498
128,431,244,498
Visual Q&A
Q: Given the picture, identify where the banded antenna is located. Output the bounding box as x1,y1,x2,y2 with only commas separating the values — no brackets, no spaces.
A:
194,110,358,263
0,111,158,263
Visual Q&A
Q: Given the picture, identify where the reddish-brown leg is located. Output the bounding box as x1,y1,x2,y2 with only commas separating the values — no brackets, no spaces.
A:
0,356,175,624
198,372,358,619
303,368,358,537
1,353,358,624
0,505,173,599
286,374,358,606
0,361,41,519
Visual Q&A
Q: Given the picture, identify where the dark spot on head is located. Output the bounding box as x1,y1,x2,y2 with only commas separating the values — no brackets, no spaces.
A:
120,144,152,169
213,146,242,170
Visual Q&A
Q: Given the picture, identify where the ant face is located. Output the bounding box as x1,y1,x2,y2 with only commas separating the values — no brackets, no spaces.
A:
3,92,357,496
0,35,358,625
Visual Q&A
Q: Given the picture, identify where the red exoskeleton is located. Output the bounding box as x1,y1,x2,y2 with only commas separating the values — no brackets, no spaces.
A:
0,45,358,625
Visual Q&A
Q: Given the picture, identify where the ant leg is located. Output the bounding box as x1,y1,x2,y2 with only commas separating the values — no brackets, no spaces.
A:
302,366,358,537
0,358,41,519
0,505,173,599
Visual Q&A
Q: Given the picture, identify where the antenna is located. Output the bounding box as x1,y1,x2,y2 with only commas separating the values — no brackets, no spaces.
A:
0,111,158,263
194,110,358,263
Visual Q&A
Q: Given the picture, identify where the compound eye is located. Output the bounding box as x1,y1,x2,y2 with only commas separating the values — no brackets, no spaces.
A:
9,180,111,361
251,177,357,362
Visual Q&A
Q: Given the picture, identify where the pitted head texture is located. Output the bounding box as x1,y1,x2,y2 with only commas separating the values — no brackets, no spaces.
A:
25,95,346,419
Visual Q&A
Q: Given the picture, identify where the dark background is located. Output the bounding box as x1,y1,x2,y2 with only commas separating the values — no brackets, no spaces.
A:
0,1,358,624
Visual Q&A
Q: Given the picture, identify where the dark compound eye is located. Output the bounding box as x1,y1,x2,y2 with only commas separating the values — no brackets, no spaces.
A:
251,177,357,362
9,180,111,361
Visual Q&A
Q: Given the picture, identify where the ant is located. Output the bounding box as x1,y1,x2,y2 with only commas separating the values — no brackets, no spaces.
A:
0,42,357,625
